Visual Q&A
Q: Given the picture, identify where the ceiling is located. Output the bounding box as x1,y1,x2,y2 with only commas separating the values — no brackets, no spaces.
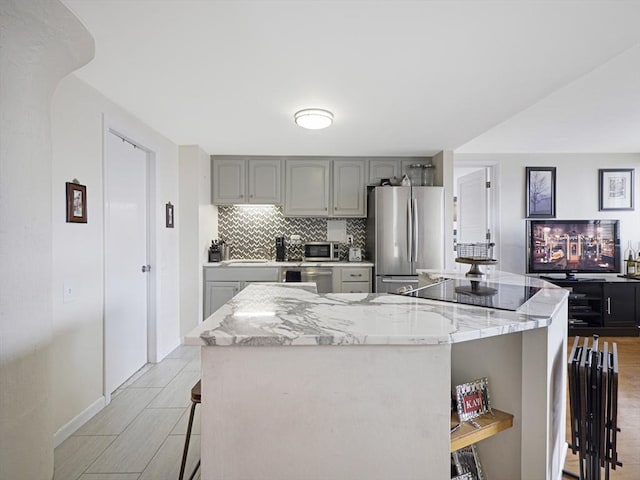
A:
63,0,640,156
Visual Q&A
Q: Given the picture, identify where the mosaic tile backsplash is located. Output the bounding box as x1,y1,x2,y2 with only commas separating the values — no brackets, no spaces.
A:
217,206,367,261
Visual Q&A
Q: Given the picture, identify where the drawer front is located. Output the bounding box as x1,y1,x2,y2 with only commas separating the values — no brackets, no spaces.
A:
204,267,279,282
340,267,371,282
340,281,371,293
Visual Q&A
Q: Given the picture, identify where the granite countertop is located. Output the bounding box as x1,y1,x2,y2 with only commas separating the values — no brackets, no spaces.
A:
185,271,568,347
204,261,374,268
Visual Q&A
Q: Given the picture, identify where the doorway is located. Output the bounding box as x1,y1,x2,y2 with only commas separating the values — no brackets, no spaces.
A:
104,127,154,398
454,163,500,269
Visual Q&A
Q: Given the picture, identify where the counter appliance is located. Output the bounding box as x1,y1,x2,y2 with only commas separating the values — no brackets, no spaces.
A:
304,241,340,262
366,186,444,293
275,236,286,261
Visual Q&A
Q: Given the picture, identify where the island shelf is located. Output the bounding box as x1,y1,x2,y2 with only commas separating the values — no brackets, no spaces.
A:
450,409,514,452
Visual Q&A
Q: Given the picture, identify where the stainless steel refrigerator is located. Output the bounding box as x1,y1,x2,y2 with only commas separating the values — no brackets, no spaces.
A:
366,186,445,293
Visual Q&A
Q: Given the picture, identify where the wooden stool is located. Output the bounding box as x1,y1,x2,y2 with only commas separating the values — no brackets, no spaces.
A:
178,380,201,480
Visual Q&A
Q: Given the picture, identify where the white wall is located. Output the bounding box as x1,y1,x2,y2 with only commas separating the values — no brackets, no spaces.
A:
432,151,457,270
456,153,640,274
51,74,180,440
0,2,93,478
179,145,217,335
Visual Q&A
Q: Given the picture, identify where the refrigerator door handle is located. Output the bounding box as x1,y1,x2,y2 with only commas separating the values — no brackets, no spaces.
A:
412,198,419,261
406,198,412,261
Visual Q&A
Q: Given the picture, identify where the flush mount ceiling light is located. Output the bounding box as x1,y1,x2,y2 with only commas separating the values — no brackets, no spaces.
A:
294,108,334,130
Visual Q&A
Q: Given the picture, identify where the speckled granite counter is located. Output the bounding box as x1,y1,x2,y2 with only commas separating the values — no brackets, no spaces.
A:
185,271,567,347
186,271,568,480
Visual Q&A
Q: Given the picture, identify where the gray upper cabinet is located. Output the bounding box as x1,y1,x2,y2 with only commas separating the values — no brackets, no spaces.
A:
333,160,366,217
247,158,282,204
213,157,281,205
368,159,401,186
213,157,245,204
284,159,331,216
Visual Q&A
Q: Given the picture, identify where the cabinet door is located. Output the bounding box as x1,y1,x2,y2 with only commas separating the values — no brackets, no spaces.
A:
212,158,246,204
284,159,330,216
248,158,282,204
368,159,400,186
204,281,241,318
333,160,366,217
604,283,637,327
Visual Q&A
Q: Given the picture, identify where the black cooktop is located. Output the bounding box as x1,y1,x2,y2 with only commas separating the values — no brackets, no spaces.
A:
392,278,541,312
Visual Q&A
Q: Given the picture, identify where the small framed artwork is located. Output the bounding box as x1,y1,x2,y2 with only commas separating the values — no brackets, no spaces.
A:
165,202,174,228
526,167,556,218
451,445,486,480
599,169,634,211
455,377,491,422
66,181,87,223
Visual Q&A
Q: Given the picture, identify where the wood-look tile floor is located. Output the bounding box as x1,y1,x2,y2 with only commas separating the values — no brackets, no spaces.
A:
54,345,202,480
56,337,639,479
563,336,640,480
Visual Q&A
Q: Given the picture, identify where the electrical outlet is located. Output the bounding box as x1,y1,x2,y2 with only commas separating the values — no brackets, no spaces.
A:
347,235,354,245
63,281,75,303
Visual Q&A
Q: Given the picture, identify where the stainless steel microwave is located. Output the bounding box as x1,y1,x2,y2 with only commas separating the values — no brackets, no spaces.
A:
304,242,341,262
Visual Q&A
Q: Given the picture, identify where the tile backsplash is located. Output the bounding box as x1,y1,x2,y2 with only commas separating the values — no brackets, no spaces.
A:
217,206,367,260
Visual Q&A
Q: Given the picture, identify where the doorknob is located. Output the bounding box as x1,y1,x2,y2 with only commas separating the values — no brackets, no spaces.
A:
141,265,151,273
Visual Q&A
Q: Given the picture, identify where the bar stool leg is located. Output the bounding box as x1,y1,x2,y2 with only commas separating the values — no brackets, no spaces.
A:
188,459,201,480
178,401,198,480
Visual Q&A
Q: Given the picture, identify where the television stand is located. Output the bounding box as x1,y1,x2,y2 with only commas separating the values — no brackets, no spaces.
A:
544,277,640,336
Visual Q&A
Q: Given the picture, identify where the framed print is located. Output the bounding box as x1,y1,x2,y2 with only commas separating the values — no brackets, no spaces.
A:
165,202,174,228
451,444,486,480
526,167,556,218
66,182,87,223
599,169,634,211
455,377,492,422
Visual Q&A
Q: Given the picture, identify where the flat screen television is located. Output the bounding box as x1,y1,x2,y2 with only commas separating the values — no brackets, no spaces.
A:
527,219,621,279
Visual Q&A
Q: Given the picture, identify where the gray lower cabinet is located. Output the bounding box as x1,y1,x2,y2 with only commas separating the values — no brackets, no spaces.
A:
203,267,279,318
333,266,372,293
204,281,241,318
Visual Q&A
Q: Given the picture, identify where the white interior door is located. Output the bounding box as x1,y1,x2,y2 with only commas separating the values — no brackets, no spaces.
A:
105,131,148,394
457,168,489,244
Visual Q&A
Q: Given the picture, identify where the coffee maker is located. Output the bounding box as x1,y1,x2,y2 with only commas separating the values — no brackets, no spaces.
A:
275,236,286,262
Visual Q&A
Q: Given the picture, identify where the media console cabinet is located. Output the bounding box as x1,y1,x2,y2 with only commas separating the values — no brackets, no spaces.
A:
545,276,640,337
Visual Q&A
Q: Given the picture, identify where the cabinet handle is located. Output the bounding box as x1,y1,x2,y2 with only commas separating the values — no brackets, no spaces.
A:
350,273,362,277
250,194,254,198
607,297,611,315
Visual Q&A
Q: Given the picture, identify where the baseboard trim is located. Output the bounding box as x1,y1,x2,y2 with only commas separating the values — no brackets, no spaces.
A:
53,396,105,447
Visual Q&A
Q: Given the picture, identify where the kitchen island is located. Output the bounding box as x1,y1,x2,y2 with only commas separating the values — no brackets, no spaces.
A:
185,271,568,480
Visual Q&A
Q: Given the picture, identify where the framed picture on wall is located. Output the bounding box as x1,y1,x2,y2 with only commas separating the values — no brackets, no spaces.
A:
525,167,556,218
599,169,634,211
66,181,87,223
